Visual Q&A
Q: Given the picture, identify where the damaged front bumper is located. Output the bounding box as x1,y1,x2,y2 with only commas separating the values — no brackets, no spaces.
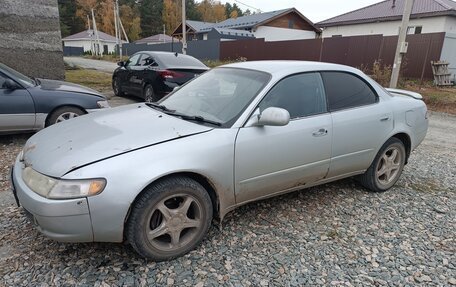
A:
11,158,94,242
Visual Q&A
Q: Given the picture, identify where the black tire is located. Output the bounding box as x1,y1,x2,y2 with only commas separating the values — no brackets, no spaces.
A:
126,176,213,261
46,106,84,127
112,76,125,96
358,137,406,192
143,84,158,102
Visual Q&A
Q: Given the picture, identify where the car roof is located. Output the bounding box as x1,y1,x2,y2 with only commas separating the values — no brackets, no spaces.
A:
135,51,192,57
221,61,360,76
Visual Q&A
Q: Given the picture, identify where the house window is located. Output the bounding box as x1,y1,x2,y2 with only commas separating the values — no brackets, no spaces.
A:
288,19,295,28
405,26,423,35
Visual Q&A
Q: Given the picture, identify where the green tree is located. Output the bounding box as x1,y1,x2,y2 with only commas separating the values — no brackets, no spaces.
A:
58,0,85,37
186,0,202,21
140,0,164,37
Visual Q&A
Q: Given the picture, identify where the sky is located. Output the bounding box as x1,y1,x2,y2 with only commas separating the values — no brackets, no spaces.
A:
218,0,382,22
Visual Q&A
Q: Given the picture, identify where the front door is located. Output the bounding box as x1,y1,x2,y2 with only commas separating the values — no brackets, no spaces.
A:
234,72,332,204
0,74,35,132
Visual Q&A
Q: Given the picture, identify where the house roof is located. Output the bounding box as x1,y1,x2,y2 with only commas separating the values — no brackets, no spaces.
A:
135,34,178,44
186,20,215,33
173,8,320,35
62,29,120,42
318,0,456,27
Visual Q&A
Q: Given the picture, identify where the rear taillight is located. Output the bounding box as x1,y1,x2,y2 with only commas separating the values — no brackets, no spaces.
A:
158,70,185,79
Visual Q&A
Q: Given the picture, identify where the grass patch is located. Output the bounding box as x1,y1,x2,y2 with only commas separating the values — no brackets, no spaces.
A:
65,69,112,94
83,54,128,63
400,81,456,115
203,57,247,68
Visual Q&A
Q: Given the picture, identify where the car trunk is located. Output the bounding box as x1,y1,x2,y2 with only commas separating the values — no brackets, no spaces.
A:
163,68,208,85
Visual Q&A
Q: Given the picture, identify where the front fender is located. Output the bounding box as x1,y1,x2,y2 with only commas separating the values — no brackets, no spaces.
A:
64,129,237,242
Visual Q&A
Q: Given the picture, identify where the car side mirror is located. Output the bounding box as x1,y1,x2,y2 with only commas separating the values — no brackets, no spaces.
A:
247,107,290,127
3,79,19,90
117,61,125,67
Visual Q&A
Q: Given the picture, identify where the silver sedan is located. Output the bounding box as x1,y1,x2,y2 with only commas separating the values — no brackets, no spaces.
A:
11,61,428,260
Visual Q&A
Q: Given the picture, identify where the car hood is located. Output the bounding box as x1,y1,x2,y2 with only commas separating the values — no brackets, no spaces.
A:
37,79,104,98
22,104,212,177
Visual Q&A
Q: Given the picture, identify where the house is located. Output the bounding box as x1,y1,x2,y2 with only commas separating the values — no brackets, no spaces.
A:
62,29,125,54
317,0,456,37
135,34,179,44
172,8,321,42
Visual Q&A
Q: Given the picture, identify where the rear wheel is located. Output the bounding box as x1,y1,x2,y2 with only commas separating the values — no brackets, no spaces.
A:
143,84,158,102
358,137,406,192
46,106,84,127
126,177,213,261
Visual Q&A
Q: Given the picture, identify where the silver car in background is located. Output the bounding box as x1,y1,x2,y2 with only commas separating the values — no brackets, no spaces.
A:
11,61,428,260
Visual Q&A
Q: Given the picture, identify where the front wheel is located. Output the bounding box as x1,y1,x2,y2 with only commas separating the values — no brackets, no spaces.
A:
126,177,213,261
358,137,406,192
46,106,84,127
112,76,125,96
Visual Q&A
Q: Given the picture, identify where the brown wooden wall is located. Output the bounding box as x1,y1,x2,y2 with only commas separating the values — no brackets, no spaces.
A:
219,32,446,80
263,12,315,31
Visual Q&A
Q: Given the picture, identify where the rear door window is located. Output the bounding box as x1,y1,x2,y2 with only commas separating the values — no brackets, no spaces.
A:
321,72,377,111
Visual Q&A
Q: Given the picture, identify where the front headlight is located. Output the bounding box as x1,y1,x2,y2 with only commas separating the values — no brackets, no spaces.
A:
22,167,106,199
97,100,110,108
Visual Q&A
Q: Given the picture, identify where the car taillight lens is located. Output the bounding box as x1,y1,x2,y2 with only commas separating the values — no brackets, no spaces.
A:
158,70,185,79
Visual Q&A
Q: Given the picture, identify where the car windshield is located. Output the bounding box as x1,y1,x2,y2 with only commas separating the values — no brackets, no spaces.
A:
0,63,35,87
159,67,271,127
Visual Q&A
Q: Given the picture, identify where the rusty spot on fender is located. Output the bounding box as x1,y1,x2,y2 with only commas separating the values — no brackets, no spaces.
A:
23,144,36,154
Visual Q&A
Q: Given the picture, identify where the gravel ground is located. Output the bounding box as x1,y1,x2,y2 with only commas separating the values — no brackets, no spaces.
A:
0,112,455,287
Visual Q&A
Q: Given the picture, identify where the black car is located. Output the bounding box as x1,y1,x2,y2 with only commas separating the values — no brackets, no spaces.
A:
0,63,109,134
112,51,209,102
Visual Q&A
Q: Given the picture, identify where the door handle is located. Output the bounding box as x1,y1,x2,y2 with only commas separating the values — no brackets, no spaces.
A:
312,128,328,137
380,117,390,122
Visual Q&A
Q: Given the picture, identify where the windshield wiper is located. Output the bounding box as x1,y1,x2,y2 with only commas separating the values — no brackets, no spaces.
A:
145,102,174,112
177,114,222,126
145,103,222,126
32,77,40,86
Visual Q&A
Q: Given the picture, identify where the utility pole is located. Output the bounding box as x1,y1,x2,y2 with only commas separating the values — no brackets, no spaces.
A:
91,9,101,56
182,0,187,54
87,15,93,56
114,0,119,58
390,0,414,88
115,0,123,59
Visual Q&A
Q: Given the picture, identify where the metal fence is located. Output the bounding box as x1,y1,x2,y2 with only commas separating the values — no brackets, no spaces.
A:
63,46,84,56
220,33,446,80
121,39,220,61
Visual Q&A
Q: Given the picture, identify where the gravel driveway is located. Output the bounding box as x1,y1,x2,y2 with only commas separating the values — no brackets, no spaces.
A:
0,112,455,286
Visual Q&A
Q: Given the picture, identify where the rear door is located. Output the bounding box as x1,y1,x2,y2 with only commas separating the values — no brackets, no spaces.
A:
0,73,35,132
321,71,393,178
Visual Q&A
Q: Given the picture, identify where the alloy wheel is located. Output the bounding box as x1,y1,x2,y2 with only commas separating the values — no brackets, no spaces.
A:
375,146,402,187
55,112,79,123
145,194,202,251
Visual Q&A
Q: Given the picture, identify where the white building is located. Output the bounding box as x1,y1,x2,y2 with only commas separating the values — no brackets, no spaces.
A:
172,8,321,42
317,0,456,37
62,29,125,54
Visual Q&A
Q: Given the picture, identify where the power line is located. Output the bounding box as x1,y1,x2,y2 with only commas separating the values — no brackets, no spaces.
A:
232,0,262,13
